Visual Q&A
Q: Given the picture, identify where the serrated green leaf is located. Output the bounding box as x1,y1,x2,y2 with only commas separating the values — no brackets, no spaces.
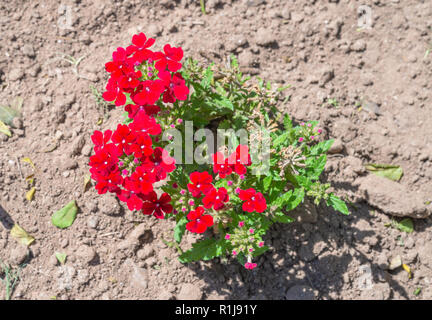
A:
272,211,294,224
284,188,305,211
262,175,273,192
396,218,414,233
310,139,334,156
272,131,290,148
305,155,327,180
327,194,349,215
174,216,188,243
283,114,292,131
179,238,226,263
52,200,78,229
201,66,214,88
365,163,403,181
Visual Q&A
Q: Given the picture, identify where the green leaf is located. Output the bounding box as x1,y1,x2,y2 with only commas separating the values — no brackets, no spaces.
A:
179,238,226,263
327,194,350,215
0,104,20,126
305,155,327,180
365,163,403,181
285,188,305,211
396,218,414,233
272,211,294,224
283,114,292,131
213,96,234,111
55,252,67,265
174,216,188,243
272,131,290,148
267,181,287,204
52,200,78,229
310,139,334,156
262,176,273,192
201,66,214,88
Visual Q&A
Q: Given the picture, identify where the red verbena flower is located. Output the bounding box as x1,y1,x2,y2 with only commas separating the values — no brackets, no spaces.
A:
227,144,252,175
187,171,214,198
124,166,156,195
212,151,233,178
238,188,267,213
94,169,123,195
91,129,112,152
125,104,160,119
102,78,127,106
141,191,173,219
130,133,153,159
244,262,257,270
129,111,161,136
154,44,183,72
132,80,165,106
142,147,176,181
202,187,229,210
186,206,214,234
159,71,189,103
112,124,135,155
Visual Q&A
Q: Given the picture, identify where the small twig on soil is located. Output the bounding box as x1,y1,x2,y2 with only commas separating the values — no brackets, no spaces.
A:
99,232,121,237
15,156,24,179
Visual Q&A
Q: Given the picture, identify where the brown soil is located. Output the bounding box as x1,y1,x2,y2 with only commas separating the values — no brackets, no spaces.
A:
0,0,431,300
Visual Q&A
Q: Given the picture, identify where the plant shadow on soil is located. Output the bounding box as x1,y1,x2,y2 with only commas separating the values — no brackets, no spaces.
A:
0,204,14,230
184,197,412,300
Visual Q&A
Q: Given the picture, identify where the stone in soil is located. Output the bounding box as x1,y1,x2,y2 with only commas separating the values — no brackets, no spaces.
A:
177,283,203,300
357,174,432,218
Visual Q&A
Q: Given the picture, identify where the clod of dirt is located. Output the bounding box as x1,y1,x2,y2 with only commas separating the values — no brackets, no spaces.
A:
328,138,344,154
318,66,334,87
81,144,92,157
350,39,367,52
9,245,28,265
157,290,174,300
87,216,99,229
69,135,86,156
8,68,24,81
359,283,391,300
99,194,121,216
285,285,315,300
357,175,432,218
75,244,98,265
177,283,203,300
136,246,155,260
130,265,148,290
21,44,35,58
117,224,152,251
388,255,402,271
417,243,432,268
255,28,278,47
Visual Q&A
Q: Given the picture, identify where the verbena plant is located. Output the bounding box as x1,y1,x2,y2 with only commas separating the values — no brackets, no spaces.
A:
89,33,349,270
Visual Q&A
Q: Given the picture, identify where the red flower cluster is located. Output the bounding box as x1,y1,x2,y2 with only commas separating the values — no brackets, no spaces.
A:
89,117,176,218
238,188,267,213
213,144,251,177
89,33,189,219
102,32,189,115
184,145,267,234
186,206,214,234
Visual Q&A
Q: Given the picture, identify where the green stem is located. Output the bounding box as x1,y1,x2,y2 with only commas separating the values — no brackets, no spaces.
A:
199,0,206,15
